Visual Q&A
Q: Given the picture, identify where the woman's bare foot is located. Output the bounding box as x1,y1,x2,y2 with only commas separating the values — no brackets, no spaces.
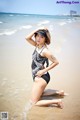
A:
57,99,63,109
56,90,68,96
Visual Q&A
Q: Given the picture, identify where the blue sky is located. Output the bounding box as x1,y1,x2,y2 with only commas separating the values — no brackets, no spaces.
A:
0,0,80,15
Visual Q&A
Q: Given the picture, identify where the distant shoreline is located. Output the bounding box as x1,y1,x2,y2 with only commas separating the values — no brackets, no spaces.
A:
0,12,80,17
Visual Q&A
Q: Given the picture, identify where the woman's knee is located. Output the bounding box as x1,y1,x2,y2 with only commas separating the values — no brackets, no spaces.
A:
30,99,38,105
31,77,47,103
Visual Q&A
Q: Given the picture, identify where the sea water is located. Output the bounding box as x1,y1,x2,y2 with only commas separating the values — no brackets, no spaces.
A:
0,13,80,36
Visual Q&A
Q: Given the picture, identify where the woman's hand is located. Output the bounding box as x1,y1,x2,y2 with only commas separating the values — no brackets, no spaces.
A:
40,27,48,31
36,27,48,31
36,70,45,77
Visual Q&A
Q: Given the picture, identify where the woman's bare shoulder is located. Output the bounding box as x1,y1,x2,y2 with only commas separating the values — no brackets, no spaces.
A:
42,46,52,57
43,46,51,53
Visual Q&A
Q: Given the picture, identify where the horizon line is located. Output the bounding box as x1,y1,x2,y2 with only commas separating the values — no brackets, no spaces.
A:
0,12,80,16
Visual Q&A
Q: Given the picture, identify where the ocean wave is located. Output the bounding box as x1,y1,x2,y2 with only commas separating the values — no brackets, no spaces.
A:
0,21,3,24
58,22,67,26
19,25,32,30
37,20,50,26
0,25,32,36
9,14,14,16
0,30,17,36
67,19,73,23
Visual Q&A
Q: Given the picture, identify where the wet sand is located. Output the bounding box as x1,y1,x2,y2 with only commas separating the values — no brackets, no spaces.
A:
0,20,80,120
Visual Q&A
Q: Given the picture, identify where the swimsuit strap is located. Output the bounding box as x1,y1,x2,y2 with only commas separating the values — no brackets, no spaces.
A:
35,45,45,54
39,46,45,54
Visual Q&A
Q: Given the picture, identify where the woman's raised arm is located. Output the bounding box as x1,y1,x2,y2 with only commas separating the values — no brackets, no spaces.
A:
25,29,38,46
25,27,48,46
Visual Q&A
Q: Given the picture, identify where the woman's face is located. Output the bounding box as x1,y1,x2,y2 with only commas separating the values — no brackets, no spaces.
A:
35,34,46,45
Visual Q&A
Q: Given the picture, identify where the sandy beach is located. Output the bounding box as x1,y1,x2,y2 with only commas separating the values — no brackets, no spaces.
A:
0,13,80,120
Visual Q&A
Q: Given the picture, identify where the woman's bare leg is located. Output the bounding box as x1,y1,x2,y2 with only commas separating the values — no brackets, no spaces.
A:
35,99,63,109
30,77,63,108
30,77,47,104
42,89,65,96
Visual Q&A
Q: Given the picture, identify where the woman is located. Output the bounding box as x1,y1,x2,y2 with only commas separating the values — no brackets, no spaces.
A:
25,28,64,108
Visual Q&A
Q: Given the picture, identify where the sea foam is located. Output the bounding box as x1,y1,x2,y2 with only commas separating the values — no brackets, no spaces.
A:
19,25,32,30
37,20,50,26
9,14,14,17
59,22,67,26
0,21,3,24
0,30,17,36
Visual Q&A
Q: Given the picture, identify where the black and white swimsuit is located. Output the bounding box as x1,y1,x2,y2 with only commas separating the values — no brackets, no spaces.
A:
31,46,50,84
